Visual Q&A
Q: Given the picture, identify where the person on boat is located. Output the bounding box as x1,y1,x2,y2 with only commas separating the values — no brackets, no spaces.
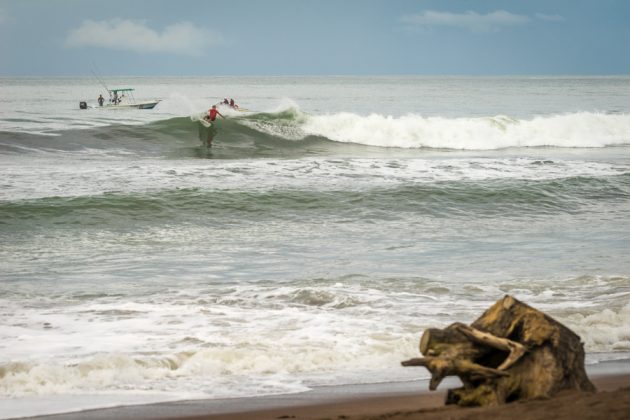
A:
112,91,119,105
206,105,225,122
98,94,104,107
229,98,239,109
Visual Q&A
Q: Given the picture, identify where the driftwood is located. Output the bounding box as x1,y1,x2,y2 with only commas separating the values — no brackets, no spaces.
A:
402,295,595,406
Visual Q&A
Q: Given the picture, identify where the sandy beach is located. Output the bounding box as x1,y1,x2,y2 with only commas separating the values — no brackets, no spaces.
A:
26,361,630,420
183,374,630,420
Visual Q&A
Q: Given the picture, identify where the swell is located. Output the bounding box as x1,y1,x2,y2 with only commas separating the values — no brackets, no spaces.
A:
0,117,202,157
2,174,629,229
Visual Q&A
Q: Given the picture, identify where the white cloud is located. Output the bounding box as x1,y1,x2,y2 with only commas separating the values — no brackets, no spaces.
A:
401,10,530,32
65,19,221,56
535,13,566,22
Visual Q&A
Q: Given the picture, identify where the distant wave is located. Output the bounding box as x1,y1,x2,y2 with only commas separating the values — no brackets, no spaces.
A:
1,109,629,158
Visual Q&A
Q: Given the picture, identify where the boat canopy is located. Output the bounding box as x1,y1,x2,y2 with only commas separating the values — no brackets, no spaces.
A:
109,88,135,93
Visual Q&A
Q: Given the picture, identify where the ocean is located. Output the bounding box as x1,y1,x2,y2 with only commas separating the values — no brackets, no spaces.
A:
1,76,630,418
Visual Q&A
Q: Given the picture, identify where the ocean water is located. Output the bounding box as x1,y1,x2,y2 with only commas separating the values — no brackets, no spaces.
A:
1,76,630,418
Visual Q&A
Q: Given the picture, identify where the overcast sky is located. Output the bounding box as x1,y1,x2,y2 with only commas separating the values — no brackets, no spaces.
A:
1,0,629,76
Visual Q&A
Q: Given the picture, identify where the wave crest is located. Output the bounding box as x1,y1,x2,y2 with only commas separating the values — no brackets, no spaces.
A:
300,111,630,149
2,109,629,158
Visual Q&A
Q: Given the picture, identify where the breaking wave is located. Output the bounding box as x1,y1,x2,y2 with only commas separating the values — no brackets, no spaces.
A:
301,111,630,149
1,109,629,158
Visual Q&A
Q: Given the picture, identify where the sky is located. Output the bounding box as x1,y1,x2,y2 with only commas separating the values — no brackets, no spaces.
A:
0,0,629,76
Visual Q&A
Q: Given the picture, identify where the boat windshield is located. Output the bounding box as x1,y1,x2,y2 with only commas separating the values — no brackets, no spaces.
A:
109,88,136,104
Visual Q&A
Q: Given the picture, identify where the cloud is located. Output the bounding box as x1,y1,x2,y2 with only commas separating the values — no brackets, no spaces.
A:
535,13,566,22
65,19,221,56
401,10,530,32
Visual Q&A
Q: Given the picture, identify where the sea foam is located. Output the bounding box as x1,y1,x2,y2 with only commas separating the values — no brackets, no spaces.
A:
300,111,630,149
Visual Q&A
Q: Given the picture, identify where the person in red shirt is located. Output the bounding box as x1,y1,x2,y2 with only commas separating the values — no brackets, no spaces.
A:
206,105,224,122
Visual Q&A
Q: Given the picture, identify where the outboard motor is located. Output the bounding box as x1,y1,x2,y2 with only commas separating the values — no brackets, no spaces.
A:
79,101,87,110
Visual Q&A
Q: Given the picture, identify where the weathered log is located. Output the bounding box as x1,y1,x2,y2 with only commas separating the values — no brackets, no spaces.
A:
402,295,595,407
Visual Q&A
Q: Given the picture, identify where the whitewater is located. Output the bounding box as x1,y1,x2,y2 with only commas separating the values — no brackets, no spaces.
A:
1,76,630,419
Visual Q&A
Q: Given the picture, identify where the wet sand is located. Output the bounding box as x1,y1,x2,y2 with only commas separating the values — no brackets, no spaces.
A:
28,360,630,420
188,374,630,420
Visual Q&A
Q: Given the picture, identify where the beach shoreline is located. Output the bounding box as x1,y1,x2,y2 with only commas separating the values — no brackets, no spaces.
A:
22,359,630,420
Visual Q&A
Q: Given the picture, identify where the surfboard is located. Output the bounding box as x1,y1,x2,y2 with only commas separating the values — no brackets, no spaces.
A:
191,112,213,127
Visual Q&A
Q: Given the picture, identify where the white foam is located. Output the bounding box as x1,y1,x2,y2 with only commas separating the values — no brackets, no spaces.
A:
0,282,431,402
300,112,630,149
2,277,630,418
565,303,630,352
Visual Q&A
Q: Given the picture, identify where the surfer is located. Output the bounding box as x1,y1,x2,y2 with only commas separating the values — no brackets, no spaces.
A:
206,105,225,122
98,94,104,107
203,105,224,148
229,98,239,109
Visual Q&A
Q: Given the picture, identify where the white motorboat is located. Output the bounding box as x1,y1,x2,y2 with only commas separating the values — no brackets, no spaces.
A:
100,88,160,110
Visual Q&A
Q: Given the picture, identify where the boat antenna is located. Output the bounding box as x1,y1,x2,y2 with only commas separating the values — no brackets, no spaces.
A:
90,65,110,93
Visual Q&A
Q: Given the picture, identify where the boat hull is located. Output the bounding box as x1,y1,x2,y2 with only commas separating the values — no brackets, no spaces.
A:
101,100,160,110
135,101,160,109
